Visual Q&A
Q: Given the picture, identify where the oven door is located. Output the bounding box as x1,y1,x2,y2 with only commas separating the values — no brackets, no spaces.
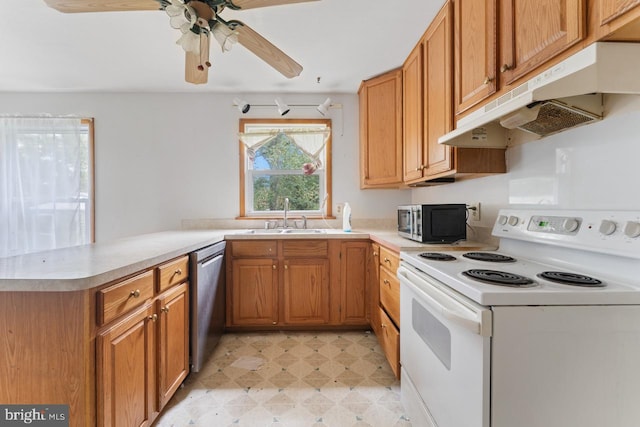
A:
398,263,492,427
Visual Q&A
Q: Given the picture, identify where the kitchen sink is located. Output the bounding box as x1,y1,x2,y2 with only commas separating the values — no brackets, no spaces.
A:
281,229,326,234
243,229,327,235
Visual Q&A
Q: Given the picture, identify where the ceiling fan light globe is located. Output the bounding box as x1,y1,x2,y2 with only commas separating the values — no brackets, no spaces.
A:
176,31,200,54
212,24,238,52
165,4,185,17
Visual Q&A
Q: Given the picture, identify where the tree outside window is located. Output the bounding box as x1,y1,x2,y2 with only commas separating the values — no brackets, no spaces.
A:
239,119,332,218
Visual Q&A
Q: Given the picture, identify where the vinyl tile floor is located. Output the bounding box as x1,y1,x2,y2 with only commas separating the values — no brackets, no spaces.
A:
153,330,412,427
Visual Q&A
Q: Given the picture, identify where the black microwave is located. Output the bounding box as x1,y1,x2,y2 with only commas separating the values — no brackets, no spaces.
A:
397,204,467,243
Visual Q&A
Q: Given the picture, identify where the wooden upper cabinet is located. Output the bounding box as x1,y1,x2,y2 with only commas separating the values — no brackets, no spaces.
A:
499,0,586,86
454,0,497,115
403,43,424,182
423,1,454,178
403,1,455,184
359,69,403,188
590,0,640,40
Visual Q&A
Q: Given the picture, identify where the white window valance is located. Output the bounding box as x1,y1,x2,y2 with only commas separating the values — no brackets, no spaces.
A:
239,127,331,164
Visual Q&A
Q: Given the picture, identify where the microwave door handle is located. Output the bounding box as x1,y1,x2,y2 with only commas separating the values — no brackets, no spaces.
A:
411,209,418,239
398,266,492,337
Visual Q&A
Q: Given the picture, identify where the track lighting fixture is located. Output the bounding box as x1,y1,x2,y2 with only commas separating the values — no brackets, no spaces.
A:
275,97,290,116
317,97,332,116
233,98,250,114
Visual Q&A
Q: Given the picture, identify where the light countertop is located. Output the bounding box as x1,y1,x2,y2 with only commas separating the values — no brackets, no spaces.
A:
0,228,492,292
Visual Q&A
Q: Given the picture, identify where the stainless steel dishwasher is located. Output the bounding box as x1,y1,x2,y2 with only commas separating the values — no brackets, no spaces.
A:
189,241,226,372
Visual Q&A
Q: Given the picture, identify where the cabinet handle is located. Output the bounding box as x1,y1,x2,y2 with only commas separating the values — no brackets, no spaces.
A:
272,265,277,270
381,323,386,329
483,76,494,85
500,64,513,73
174,268,182,276
130,289,141,298
272,321,277,325
415,165,425,172
383,279,390,286
384,258,391,264
373,251,378,257
148,314,158,322
284,265,288,270
161,306,170,314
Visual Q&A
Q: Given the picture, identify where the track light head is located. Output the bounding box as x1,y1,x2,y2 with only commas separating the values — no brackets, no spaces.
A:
317,97,332,116
275,97,290,116
233,97,250,114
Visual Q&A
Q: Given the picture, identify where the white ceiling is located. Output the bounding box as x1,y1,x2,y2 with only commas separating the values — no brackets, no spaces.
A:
0,0,444,94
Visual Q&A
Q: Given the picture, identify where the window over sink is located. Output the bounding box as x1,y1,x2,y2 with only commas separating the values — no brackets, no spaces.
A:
238,118,333,219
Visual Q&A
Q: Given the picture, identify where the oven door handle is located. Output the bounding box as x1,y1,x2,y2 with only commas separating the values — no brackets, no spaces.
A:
398,266,492,337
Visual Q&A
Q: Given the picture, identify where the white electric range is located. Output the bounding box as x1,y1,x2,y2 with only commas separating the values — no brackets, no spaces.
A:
398,209,640,427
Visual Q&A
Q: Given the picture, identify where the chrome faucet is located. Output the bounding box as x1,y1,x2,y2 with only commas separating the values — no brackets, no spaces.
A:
283,197,290,229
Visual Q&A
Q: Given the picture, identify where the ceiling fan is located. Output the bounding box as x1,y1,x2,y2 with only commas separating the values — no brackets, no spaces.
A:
43,0,319,84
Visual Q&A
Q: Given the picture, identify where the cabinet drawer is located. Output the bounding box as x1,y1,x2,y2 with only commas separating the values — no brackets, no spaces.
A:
231,241,277,257
98,270,154,325
282,240,328,257
379,246,400,273
378,306,400,379
157,256,189,292
379,267,400,327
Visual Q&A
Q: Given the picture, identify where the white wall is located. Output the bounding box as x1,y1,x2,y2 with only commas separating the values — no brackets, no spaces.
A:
411,94,640,231
0,92,410,241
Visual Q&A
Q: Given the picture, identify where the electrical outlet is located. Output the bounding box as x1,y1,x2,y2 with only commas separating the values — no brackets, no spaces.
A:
336,203,343,214
469,202,481,222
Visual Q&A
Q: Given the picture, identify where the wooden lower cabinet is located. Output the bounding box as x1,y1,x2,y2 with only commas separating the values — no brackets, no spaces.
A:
283,258,330,325
97,303,157,427
370,243,401,379
157,282,190,410
97,267,190,427
339,241,369,325
230,258,279,326
378,307,400,378
226,239,370,329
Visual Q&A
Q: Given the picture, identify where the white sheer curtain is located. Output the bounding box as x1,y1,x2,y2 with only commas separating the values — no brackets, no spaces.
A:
0,116,91,258
239,127,331,167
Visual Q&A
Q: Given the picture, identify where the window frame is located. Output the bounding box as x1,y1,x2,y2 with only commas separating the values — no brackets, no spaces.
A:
238,118,333,219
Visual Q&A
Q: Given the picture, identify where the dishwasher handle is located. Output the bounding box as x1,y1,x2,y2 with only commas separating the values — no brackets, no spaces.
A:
398,265,492,337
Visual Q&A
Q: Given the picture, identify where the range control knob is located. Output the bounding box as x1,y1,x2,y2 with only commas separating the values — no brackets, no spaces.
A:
508,216,520,226
624,221,640,238
562,218,580,233
599,220,617,236
498,215,508,225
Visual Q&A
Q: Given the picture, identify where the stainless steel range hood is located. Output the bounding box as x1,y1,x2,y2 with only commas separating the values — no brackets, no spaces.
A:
439,42,640,148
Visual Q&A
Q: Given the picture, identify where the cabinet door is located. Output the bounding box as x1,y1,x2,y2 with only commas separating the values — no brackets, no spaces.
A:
97,303,156,427
423,1,454,177
340,241,369,325
282,258,330,325
591,0,640,40
454,0,497,114
403,43,424,182
499,0,585,85
368,243,381,336
359,69,404,187
157,282,189,410
230,258,278,326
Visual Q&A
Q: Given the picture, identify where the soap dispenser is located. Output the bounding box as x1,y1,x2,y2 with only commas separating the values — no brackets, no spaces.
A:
342,202,352,232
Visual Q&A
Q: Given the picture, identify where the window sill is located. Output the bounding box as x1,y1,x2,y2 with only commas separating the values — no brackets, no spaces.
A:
235,215,336,220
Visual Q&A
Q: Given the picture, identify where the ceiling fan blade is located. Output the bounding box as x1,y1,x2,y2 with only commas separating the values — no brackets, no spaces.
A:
185,33,210,84
233,22,302,78
43,0,161,13
228,0,319,10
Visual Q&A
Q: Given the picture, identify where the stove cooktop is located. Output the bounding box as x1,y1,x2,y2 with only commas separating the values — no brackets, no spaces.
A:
400,250,639,306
